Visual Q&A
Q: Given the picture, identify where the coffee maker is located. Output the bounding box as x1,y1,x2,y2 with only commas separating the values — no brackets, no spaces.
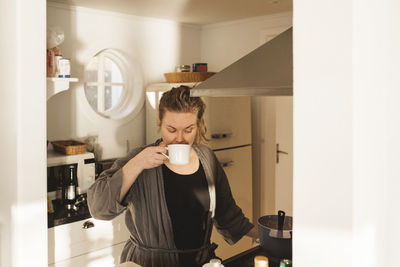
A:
47,151,95,212
47,163,76,208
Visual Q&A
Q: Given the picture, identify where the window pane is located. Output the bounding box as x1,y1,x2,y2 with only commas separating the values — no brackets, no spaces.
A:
104,85,123,111
83,49,130,118
84,85,98,112
104,57,123,83
85,57,99,82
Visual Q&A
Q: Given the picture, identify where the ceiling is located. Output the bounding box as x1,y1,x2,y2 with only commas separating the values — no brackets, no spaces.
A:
48,0,292,25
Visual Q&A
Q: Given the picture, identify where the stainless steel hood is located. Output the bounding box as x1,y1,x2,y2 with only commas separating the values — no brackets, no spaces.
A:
190,27,292,97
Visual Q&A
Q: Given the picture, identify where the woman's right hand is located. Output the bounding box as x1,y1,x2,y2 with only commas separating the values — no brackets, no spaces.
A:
130,145,168,171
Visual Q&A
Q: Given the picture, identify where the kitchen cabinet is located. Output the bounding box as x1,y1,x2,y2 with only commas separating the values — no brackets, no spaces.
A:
48,213,129,266
213,146,253,259
202,96,252,150
145,83,253,260
48,242,125,267
47,77,78,101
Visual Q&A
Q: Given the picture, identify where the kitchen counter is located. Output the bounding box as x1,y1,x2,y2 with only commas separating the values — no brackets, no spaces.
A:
47,157,119,228
222,245,287,267
48,194,91,228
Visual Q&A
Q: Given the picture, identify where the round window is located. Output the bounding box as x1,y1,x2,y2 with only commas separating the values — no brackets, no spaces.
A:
84,49,143,120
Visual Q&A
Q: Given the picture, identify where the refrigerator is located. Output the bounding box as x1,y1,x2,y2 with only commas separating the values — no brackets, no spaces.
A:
145,83,253,260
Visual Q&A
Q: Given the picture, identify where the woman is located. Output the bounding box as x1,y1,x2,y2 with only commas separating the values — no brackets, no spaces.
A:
87,86,258,267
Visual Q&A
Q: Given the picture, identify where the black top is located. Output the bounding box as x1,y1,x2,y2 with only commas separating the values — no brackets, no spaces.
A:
162,162,210,266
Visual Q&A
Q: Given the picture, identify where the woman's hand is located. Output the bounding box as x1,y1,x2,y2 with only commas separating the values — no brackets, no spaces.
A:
246,225,259,239
131,145,168,171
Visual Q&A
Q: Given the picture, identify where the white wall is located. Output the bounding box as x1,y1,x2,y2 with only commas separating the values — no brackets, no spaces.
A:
0,0,47,266
293,0,353,264
200,12,292,221
294,0,400,266
47,3,202,159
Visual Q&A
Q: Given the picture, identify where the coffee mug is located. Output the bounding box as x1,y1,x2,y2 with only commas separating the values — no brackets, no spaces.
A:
161,144,190,165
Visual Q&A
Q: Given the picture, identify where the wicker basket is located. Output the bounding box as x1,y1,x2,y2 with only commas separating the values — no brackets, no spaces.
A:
164,72,215,83
51,140,87,155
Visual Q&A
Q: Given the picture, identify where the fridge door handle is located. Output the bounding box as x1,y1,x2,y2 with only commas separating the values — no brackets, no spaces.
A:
211,133,232,139
220,160,234,168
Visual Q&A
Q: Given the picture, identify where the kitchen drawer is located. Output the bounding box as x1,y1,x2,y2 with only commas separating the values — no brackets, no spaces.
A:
48,213,129,264
212,146,253,260
49,241,126,267
203,96,252,150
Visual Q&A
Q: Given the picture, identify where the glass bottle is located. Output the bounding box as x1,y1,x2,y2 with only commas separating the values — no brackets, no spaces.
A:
65,165,76,206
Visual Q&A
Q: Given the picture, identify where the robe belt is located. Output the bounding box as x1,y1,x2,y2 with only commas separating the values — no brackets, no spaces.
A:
129,236,217,254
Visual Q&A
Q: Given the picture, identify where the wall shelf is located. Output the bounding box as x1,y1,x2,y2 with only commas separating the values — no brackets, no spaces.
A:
47,77,79,100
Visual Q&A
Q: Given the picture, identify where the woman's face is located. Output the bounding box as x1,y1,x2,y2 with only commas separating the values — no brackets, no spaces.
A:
160,110,198,146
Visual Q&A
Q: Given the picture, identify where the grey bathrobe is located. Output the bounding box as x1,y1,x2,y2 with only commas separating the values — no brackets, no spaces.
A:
87,141,253,267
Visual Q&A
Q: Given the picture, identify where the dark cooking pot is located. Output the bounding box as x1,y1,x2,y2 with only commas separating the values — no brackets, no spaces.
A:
258,210,292,260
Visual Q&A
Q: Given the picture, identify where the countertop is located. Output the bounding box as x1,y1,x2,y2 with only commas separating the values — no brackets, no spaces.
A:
222,245,286,267
48,194,91,228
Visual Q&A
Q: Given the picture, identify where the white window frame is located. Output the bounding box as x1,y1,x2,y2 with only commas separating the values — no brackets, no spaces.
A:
84,48,143,120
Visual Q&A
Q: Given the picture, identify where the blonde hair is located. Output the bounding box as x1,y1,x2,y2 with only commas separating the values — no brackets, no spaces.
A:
158,86,208,145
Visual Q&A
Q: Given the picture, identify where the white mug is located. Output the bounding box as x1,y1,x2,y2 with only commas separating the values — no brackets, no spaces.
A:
161,144,190,165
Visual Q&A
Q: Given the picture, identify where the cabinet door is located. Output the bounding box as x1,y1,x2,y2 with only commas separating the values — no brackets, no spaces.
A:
211,146,253,260
49,242,126,267
48,213,129,264
203,96,252,150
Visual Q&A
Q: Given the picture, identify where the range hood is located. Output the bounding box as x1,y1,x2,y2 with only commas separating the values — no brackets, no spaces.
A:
190,27,292,97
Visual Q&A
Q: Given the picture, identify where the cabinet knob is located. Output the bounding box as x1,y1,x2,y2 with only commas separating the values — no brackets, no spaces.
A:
82,220,95,229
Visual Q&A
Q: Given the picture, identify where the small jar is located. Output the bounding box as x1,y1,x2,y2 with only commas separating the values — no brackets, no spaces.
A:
254,255,269,267
54,54,63,77
175,64,191,72
192,63,208,72
58,58,71,78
